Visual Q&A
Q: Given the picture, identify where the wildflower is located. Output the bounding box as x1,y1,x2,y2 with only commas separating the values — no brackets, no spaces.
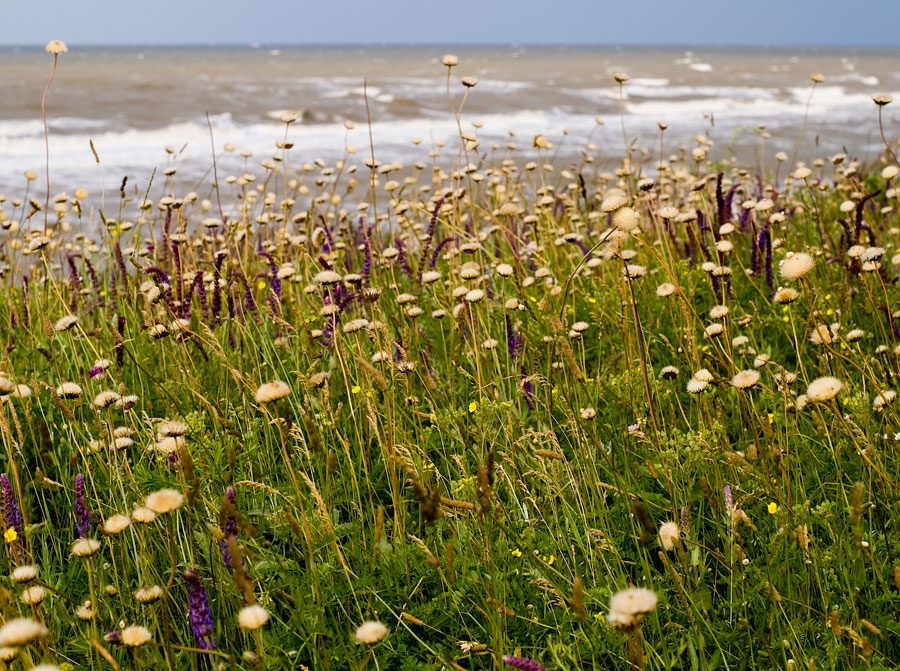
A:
134,585,164,604
71,538,101,557
441,54,459,67
779,252,815,281
600,189,629,212
465,288,485,303
56,382,83,399
313,270,342,285
53,315,78,331
496,263,514,277
659,521,680,551
131,506,157,523
0,475,21,545
469,401,478,413
704,323,724,338
873,390,896,411
614,71,629,83
0,617,48,647
656,283,676,297
806,376,844,403
145,489,184,514
45,40,68,55
92,391,120,410
607,587,658,631
873,93,893,106
11,565,39,583
75,600,94,620
20,585,46,605
238,604,270,630
103,514,130,534
612,207,640,233
355,620,389,644
659,366,679,380
74,473,90,537
622,264,646,279
686,378,708,393
580,407,596,419
121,625,152,647
768,502,779,514
731,370,761,390
773,287,799,304
709,305,729,319
182,569,216,650
503,656,547,671
254,381,290,404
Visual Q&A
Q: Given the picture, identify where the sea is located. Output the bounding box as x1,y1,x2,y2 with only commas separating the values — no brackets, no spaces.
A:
1,45,898,214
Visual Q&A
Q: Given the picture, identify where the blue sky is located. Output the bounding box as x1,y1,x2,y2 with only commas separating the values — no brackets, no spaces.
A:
3,0,899,46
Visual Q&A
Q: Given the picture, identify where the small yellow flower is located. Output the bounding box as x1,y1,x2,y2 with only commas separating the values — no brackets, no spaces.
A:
257,279,267,291
351,385,361,394
3,528,17,543
767,502,778,515
767,413,775,424
511,548,522,557
468,401,478,413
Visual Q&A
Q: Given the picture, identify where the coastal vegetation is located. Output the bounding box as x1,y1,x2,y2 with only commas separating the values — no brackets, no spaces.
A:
0,43,898,670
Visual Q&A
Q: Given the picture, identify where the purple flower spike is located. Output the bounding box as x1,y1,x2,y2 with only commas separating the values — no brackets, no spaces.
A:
74,474,90,538
0,474,23,535
503,655,547,671
184,569,216,650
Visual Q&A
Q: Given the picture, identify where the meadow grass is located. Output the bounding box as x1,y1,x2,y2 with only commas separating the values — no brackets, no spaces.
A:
0,47,898,671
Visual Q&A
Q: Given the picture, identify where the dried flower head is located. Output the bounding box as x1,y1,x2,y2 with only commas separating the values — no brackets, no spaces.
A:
45,40,68,55
71,537,101,557
103,514,131,534
355,620,389,644
607,587,658,631
441,54,459,67
255,381,290,404
144,489,184,514
731,369,761,390
658,521,680,551
53,315,78,332
0,617,48,647
20,585,46,605
873,93,893,106
134,585,164,604
121,625,152,647
779,252,815,281
806,376,844,403
56,382,83,399
11,565,38,583
238,604,270,630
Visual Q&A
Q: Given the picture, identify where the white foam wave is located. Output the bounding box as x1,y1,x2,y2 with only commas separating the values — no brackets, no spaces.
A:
688,63,713,73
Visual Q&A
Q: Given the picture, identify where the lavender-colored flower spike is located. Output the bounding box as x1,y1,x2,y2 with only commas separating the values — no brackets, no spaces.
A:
0,474,23,534
220,487,238,568
184,569,216,650
724,484,733,512
75,473,90,538
503,655,547,671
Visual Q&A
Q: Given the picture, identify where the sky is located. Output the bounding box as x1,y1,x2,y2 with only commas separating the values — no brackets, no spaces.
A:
2,0,899,47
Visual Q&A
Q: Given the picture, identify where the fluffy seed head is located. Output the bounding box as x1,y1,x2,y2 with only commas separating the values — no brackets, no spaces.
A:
53,315,78,332
71,538,101,557
355,620,389,644
731,369,761,390
238,604,270,630
806,376,844,403
56,382,83,399
255,381,290,404
779,252,815,281
45,40,68,55
608,587,658,631
0,618,48,647
121,625,152,647
103,514,131,534
11,565,38,583
658,521,680,551
20,586,46,605
144,489,184,514
134,585,164,604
